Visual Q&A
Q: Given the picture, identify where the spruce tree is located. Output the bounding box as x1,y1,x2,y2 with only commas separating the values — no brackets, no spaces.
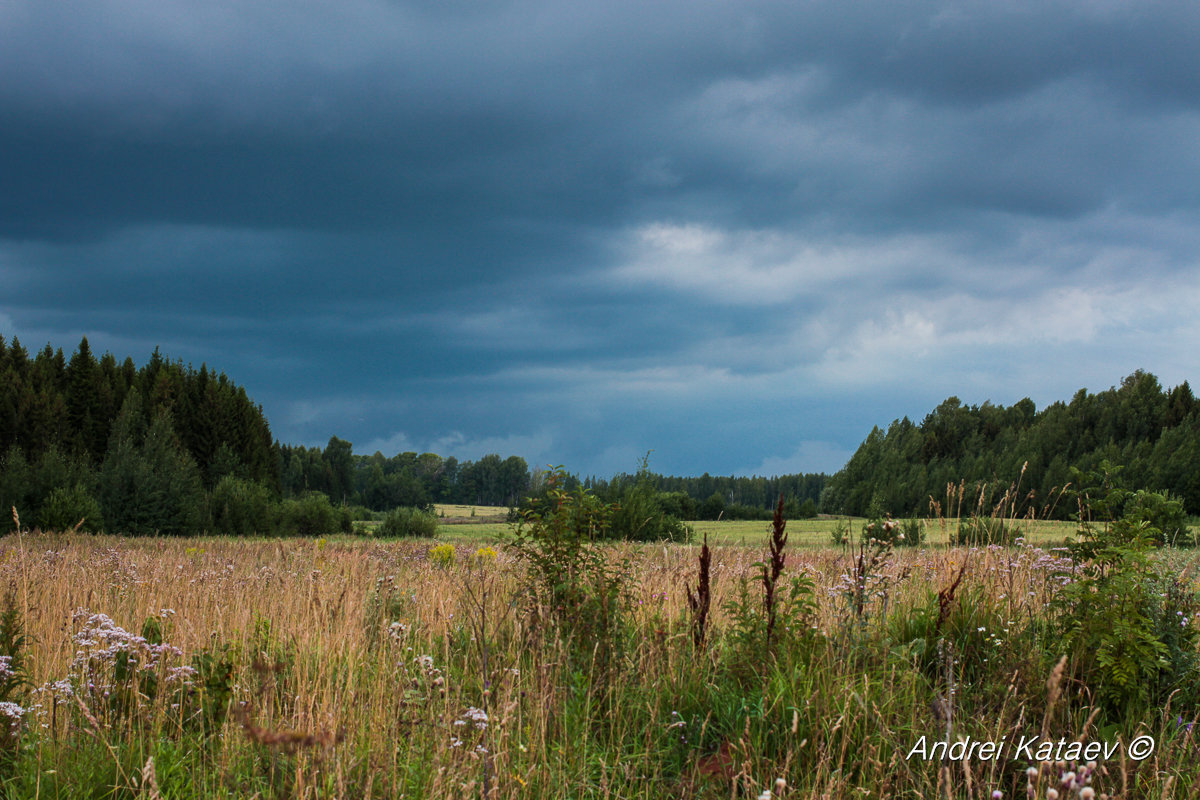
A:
99,393,204,535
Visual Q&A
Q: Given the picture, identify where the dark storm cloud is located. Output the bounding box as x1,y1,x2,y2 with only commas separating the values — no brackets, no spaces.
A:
4,0,1200,475
7,0,1198,240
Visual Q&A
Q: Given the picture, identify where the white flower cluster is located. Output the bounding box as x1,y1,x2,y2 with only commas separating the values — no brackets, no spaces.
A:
1024,760,1098,800
0,701,25,732
454,706,488,730
71,610,184,669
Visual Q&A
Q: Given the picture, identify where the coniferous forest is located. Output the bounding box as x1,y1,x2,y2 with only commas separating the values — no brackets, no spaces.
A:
2,335,1197,534
823,370,1200,520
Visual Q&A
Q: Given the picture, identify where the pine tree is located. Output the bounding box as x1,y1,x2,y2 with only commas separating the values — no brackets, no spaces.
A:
99,393,203,535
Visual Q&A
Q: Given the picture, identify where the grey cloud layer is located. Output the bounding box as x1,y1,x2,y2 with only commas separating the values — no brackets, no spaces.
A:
3,0,1199,475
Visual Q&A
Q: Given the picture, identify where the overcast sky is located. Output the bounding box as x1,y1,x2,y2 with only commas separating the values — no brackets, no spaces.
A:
4,0,1200,478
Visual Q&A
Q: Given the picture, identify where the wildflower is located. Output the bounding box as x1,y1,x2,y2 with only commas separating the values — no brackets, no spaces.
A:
455,706,488,730
429,544,456,569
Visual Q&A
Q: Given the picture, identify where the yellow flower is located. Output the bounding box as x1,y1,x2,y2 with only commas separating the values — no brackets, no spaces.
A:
472,546,498,566
429,543,456,569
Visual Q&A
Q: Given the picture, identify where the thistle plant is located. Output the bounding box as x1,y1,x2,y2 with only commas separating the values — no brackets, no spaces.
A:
685,531,712,650
763,495,787,649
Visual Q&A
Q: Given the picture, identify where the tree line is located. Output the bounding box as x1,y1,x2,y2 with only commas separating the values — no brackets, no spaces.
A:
0,337,545,534
823,370,1200,519
10,339,1192,536
583,469,826,520
0,336,828,536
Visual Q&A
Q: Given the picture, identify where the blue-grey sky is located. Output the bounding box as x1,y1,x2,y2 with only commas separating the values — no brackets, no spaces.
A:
4,1,1200,477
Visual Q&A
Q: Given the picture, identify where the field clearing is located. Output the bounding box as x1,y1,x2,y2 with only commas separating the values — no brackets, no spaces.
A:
2,529,1198,797
363,516,1082,547
432,503,510,522
687,517,1078,547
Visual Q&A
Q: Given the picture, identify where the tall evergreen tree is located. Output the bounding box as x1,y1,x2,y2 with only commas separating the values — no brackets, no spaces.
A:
100,393,204,535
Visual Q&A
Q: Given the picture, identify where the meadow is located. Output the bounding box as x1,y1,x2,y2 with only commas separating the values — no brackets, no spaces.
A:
0,506,1198,799
408,515,1080,548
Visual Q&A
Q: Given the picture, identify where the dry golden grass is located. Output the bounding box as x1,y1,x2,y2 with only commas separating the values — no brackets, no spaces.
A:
2,531,1197,799
5,533,1074,713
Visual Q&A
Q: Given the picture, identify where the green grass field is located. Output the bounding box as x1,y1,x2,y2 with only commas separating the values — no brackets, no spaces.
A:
366,515,1081,547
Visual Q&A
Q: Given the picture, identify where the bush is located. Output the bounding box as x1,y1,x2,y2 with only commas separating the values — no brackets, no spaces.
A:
209,476,275,537
38,483,104,532
699,492,726,520
830,519,850,547
864,516,923,547
510,467,631,679
1053,466,1200,717
722,503,773,521
377,506,439,538
953,517,1019,546
1123,490,1193,546
278,492,339,537
655,491,697,521
607,461,693,542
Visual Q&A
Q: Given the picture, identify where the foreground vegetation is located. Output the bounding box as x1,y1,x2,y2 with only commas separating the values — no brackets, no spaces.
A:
1,472,1199,799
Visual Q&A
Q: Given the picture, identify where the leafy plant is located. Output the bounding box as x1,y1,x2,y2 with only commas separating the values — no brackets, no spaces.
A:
277,491,340,536
721,497,817,677
208,476,275,536
953,516,1019,546
829,519,850,547
377,506,439,538
607,456,693,542
37,483,104,532
1053,463,1200,717
863,515,923,547
509,467,631,678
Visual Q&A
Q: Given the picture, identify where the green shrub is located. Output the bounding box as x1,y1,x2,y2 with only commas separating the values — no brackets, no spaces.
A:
607,460,693,542
1123,490,1193,546
953,516,1019,546
377,506,439,538
510,467,631,679
37,483,104,532
278,491,339,536
863,516,923,547
1053,465,1200,718
209,476,275,537
655,491,697,521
